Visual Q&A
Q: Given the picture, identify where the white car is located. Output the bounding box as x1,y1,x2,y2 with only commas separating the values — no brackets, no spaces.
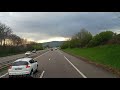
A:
32,50,36,53
55,48,57,50
8,58,38,78
25,51,31,56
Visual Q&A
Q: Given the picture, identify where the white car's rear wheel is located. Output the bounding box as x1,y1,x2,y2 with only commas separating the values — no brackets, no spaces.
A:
31,72,33,77
36,65,38,72
29,70,33,78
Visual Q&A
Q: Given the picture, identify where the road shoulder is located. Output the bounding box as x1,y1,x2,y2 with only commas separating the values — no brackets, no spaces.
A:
61,50,120,77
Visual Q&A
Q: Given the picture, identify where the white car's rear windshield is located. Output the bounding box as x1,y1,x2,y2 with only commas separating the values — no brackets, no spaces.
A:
12,61,28,66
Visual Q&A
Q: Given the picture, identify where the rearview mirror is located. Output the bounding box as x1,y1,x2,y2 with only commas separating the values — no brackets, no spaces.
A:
35,61,37,62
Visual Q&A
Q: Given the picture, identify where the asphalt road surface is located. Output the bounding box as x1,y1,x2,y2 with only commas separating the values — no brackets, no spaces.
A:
0,49,119,78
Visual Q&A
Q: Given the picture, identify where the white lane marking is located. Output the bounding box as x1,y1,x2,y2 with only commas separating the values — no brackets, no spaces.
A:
34,51,49,60
39,71,45,78
0,73,8,78
64,56,87,78
49,58,51,61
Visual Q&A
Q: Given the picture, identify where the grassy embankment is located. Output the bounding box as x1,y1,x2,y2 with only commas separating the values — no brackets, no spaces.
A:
62,44,120,72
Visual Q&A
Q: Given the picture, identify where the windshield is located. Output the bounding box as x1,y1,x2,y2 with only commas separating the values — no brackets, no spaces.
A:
12,61,28,66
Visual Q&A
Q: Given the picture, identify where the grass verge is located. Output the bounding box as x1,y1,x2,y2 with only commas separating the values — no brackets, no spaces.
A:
62,44,120,77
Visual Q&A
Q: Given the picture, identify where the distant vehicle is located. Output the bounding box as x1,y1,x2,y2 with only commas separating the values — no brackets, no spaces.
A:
8,58,38,78
55,48,57,50
25,51,31,56
32,50,36,53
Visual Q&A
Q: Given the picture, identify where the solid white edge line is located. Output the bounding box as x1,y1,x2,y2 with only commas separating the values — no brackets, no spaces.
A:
40,71,45,78
0,73,8,78
34,51,48,60
64,56,87,78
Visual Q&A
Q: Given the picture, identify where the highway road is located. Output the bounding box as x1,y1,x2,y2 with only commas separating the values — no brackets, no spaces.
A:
0,50,47,63
0,49,119,78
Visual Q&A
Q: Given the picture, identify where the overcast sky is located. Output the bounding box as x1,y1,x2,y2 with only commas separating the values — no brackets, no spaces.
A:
0,12,120,43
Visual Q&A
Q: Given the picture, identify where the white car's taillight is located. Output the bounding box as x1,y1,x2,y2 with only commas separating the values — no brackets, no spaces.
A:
26,65,30,68
9,66,12,69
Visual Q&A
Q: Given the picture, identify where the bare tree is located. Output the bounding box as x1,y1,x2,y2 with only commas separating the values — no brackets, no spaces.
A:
9,34,22,46
0,22,12,46
0,23,4,45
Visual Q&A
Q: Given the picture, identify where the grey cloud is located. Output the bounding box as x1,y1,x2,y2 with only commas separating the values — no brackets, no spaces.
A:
0,12,120,42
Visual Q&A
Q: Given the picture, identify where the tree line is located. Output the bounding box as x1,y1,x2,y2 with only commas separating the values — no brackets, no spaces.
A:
0,22,43,56
61,28,120,49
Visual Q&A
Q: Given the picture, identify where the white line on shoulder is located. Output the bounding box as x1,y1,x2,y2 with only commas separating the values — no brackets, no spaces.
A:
64,56,87,78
